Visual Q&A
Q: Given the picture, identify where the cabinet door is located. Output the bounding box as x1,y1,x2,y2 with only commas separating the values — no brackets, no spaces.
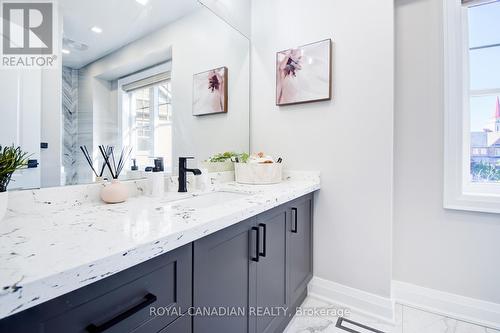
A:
254,206,288,333
193,218,257,333
288,195,313,306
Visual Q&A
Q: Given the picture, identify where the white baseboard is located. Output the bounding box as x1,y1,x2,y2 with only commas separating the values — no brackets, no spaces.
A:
308,276,395,323
308,277,500,330
392,280,500,330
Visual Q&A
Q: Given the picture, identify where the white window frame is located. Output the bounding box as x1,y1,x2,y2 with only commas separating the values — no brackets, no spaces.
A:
129,84,171,158
129,86,154,157
444,0,500,213
117,62,172,171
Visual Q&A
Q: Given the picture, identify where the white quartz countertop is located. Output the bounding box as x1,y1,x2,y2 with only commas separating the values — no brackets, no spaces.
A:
0,173,319,319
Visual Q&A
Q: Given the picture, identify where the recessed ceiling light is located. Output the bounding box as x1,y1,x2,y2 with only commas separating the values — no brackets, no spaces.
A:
136,0,149,5
91,26,102,34
62,48,70,54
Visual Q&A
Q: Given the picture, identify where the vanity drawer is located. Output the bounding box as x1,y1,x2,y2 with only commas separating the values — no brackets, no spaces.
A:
43,245,192,333
0,244,192,333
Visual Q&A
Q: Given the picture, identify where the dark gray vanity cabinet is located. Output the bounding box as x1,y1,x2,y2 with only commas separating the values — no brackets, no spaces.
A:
287,195,314,307
192,208,289,333
193,193,314,333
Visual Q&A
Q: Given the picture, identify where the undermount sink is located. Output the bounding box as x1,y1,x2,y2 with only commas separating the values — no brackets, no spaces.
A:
174,191,250,209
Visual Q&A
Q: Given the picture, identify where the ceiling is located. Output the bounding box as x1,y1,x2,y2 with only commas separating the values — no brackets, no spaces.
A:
60,0,200,69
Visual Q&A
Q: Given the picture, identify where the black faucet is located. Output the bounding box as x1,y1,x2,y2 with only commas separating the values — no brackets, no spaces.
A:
178,157,202,192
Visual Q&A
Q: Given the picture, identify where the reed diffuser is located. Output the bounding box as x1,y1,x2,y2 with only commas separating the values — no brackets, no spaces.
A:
80,145,110,182
98,145,132,204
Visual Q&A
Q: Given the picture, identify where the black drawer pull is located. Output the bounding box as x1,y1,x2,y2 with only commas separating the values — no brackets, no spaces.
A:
291,208,298,233
258,223,266,257
86,293,157,333
251,226,260,262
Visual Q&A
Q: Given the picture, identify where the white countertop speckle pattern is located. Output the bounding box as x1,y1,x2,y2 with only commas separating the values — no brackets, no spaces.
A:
0,171,319,319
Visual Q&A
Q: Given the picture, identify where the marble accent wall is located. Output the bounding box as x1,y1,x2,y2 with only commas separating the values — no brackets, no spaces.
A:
76,66,95,185
62,67,79,185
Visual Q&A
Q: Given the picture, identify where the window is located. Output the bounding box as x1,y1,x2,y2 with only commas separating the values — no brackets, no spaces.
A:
468,1,500,183
444,0,500,213
126,77,172,170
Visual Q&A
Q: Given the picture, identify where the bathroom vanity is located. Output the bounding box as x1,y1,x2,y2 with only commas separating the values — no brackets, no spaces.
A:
0,173,319,333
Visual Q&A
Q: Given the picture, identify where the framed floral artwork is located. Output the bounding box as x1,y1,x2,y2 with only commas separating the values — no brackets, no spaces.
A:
276,39,332,106
193,66,228,116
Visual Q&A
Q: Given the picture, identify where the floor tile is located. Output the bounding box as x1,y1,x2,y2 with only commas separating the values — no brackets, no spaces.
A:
284,296,397,333
284,297,499,333
401,305,498,333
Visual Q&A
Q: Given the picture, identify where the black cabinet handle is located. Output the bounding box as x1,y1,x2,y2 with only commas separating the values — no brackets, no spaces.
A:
291,208,298,233
251,227,260,262
258,223,266,257
86,293,157,333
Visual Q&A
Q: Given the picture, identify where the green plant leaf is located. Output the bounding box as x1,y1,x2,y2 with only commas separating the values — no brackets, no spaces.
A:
0,144,30,192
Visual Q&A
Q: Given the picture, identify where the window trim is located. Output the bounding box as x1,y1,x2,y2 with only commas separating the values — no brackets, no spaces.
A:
443,0,500,214
129,86,155,157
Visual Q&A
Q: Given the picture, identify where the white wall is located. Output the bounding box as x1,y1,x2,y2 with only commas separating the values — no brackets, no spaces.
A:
200,0,251,38
251,0,394,297
167,8,249,170
40,11,63,188
0,68,61,189
0,70,42,189
92,78,118,150
41,67,63,188
0,35,62,189
394,0,500,304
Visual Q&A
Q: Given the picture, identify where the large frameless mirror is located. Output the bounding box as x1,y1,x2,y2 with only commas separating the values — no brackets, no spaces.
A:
0,0,250,189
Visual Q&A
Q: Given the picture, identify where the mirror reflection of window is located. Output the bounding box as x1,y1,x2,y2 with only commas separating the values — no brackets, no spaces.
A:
157,82,173,170
128,79,172,171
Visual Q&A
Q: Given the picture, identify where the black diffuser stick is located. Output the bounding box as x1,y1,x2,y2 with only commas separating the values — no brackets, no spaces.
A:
80,145,99,178
99,145,116,179
98,146,111,177
98,145,132,180
116,146,132,177
116,147,125,177
110,147,118,176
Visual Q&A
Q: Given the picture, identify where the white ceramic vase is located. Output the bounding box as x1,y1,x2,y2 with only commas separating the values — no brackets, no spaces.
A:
0,191,8,221
100,179,129,204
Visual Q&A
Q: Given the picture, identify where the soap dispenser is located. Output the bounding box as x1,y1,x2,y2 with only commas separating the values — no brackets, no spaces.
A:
128,158,142,180
146,158,165,197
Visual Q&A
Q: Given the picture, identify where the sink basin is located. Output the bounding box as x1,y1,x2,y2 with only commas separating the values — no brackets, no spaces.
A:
174,191,250,209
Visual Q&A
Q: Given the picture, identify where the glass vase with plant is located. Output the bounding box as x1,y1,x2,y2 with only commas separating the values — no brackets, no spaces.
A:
0,145,29,192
